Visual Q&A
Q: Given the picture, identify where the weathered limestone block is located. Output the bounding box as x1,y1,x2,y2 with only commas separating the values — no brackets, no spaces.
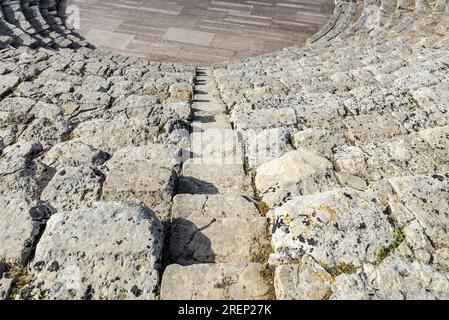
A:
71,115,159,154
294,93,346,129
110,94,159,119
42,80,74,96
232,107,297,131
0,141,54,200
168,194,268,264
291,128,348,158
394,70,440,91
160,99,191,128
17,102,72,150
41,166,103,212
77,92,111,114
270,188,394,267
274,256,332,300
343,114,408,145
364,256,449,300
244,128,293,169
0,196,54,266
190,128,243,165
334,134,449,183
169,82,192,102
179,160,253,196
0,74,19,97
76,75,111,94
371,173,449,249
255,149,340,208
0,97,36,148
161,263,274,300
42,140,109,169
21,202,164,300
102,144,181,220
418,125,449,158
410,84,449,126
330,273,372,300
343,86,417,116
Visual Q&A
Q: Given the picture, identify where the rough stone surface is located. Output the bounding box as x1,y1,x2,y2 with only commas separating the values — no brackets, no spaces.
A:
269,188,394,267
0,196,54,266
41,166,103,212
20,202,164,300
274,256,332,300
179,161,253,196
168,194,268,264
102,144,181,220
42,141,110,169
0,141,54,200
161,263,274,300
255,149,340,208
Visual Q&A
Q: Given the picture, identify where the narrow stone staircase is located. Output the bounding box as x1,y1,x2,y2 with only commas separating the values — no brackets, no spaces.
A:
160,68,275,300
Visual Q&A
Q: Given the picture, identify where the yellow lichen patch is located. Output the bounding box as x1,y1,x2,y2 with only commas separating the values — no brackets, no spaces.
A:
171,90,191,102
313,268,333,283
281,213,310,236
315,204,337,223
152,91,170,102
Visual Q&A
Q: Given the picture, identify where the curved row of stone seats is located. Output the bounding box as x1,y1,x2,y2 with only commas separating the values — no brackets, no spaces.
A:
211,0,449,299
213,0,448,107
0,0,86,49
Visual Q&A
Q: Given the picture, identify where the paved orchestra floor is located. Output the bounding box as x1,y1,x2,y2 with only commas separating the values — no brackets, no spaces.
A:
73,0,334,65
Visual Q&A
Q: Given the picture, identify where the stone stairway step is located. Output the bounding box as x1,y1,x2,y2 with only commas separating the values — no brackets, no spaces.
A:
160,262,274,300
190,127,243,162
192,112,232,129
167,194,268,265
178,160,252,196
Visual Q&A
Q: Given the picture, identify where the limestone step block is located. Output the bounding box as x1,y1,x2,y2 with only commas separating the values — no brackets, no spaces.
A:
0,196,55,266
19,202,164,300
418,125,449,158
191,101,228,117
15,101,72,151
71,116,160,154
41,165,103,212
168,194,268,265
274,256,333,300
0,74,19,98
231,107,297,131
371,173,449,253
0,141,55,200
178,159,252,196
189,128,243,164
41,140,110,170
410,83,449,127
342,113,409,146
290,127,349,159
160,262,274,300
191,113,232,130
102,144,181,220
255,149,340,208
269,187,394,268
362,255,449,300
333,131,449,183
244,128,294,169
0,97,36,149
343,86,419,117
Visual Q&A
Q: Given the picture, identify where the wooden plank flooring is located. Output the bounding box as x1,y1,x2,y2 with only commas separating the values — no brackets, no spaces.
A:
73,0,335,65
